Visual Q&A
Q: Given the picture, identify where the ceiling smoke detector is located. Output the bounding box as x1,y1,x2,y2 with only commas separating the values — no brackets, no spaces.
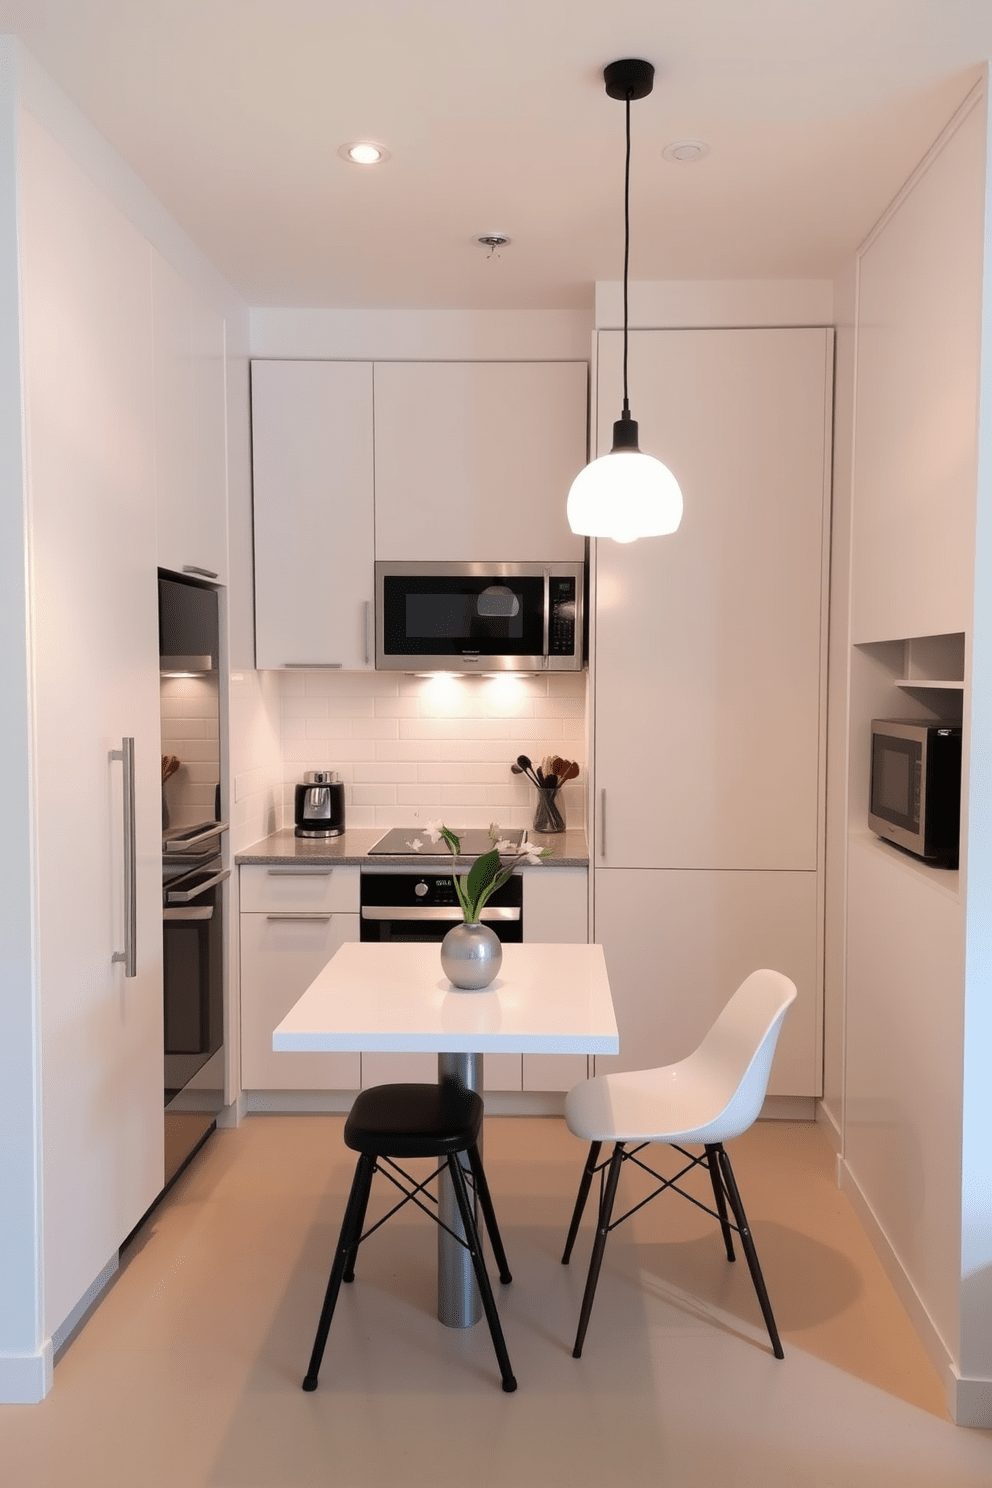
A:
663,139,710,163
477,234,511,253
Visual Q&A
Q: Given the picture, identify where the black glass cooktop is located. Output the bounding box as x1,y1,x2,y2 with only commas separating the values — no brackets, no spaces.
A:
368,827,524,856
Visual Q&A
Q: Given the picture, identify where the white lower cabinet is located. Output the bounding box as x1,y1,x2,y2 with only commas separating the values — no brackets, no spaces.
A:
593,867,820,1095
240,866,361,1090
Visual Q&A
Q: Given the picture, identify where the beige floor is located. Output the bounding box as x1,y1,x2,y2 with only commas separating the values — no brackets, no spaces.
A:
2,1115,990,1488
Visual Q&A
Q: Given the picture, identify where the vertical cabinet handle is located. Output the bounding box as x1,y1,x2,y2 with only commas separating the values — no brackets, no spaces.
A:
364,599,373,666
600,787,607,861
111,737,137,977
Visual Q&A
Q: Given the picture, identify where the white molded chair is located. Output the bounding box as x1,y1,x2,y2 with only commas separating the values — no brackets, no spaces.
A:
561,968,798,1359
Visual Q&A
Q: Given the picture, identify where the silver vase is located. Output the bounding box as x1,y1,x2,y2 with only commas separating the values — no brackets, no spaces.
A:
440,921,502,990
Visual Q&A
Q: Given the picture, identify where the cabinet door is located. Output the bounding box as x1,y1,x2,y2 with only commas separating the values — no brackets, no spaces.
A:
594,868,820,1095
251,360,374,669
240,912,361,1089
594,327,831,871
373,361,587,562
21,114,164,1334
153,253,228,582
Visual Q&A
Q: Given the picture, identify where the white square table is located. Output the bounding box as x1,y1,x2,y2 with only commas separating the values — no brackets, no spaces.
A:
273,940,619,1327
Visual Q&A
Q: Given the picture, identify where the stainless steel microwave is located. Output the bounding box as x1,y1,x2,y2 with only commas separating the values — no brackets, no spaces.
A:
869,718,962,867
375,560,585,672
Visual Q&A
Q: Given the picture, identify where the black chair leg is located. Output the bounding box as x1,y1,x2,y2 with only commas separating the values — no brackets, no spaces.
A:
465,1143,512,1284
705,1143,736,1262
562,1140,602,1264
447,1154,517,1393
571,1143,624,1359
714,1144,784,1359
303,1154,376,1391
342,1156,376,1283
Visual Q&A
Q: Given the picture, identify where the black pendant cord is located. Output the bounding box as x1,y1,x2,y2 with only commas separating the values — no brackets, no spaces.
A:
622,88,631,418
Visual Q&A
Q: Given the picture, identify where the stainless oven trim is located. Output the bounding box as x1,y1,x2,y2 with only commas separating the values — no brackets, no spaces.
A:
164,820,229,851
166,867,231,904
361,905,521,922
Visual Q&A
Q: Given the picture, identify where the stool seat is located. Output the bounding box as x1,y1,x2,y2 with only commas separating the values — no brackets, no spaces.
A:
302,1081,517,1393
344,1082,483,1159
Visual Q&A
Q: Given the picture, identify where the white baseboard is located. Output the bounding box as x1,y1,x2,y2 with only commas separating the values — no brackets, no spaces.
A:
0,1343,53,1404
815,1097,843,1156
839,1157,992,1428
761,1095,815,1121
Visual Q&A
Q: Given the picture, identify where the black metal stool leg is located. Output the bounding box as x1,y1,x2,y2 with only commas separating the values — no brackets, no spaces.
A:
562,1141,602,1264
465,1143,512,1284
447,1154,517,1393
342,1156,376,1283
303,1153,376,1391
705,1142,736,1262
571,1143,624,1359
714,1144,784,1359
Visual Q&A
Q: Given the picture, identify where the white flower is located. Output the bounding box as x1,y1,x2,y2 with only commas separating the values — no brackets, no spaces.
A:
406,837,424,851
492,838,515,854
423,819,445,843
517,837,549,865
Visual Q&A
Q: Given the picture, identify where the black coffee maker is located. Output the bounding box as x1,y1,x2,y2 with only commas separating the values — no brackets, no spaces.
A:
294,770,346,838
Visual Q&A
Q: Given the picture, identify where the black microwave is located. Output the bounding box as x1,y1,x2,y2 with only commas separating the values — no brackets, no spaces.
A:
375,560,584,672
869,719,962,867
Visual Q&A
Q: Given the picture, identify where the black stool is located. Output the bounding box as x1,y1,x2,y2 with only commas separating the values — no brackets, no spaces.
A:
302,1082,517,1393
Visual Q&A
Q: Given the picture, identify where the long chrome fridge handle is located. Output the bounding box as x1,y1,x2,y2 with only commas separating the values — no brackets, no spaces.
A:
600,787,606,861
110,737,137,977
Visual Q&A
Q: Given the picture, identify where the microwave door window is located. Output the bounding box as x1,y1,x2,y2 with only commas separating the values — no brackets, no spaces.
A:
872,737,921,831
385,576,543,655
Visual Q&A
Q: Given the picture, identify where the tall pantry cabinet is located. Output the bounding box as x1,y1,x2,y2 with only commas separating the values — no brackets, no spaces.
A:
19,113,165,1340
592,327,833,1095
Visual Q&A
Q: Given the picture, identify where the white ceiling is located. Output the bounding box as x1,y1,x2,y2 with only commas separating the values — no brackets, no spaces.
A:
3,1,992,309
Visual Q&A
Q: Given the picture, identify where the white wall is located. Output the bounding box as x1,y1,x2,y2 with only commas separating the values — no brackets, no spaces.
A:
0,39,46,1402
833,79,992,1425
250,307,593,361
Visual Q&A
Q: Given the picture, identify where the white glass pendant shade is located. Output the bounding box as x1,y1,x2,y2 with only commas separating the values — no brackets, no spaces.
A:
567,446,683,543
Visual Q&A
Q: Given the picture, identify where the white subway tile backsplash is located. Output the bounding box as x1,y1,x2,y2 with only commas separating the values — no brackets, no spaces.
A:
274,670,587,830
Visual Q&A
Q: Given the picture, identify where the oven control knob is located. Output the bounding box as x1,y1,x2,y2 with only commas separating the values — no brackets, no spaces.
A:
414,880,429,898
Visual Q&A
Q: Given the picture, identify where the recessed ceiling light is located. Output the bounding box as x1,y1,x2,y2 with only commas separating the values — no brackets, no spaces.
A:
662,139,710,163
338,141,390,166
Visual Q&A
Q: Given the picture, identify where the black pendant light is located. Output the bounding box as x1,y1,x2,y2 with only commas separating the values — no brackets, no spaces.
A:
567,59,684,543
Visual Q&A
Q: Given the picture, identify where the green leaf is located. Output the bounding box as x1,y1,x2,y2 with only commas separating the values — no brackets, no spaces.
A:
465,848,502,917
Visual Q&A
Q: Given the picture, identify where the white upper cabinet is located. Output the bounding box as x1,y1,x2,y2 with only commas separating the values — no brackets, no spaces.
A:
594,327,832,871
152,253,228,583
372,361,587,561
251,360,375,670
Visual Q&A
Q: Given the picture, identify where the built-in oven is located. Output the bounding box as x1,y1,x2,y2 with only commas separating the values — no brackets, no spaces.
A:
359,869,523,943
162,833,229,1185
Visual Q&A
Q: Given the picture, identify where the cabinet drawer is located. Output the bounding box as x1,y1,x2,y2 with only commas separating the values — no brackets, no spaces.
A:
240,863,359,914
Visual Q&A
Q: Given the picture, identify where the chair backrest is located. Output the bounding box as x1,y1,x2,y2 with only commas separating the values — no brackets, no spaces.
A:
686,969,798,1141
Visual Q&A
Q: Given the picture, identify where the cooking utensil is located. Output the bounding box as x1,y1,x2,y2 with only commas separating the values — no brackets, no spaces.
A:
515,754,543,789
161,754,180,783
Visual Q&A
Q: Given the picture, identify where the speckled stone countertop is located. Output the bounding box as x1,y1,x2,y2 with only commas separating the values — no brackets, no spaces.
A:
235,825,589,868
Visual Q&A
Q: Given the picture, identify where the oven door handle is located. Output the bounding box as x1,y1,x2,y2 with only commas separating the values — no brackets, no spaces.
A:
360,905,521,922
166,868,231,904
163,821,229,851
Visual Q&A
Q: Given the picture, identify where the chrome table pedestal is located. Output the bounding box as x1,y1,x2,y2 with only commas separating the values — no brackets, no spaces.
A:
437,1050,483,1327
